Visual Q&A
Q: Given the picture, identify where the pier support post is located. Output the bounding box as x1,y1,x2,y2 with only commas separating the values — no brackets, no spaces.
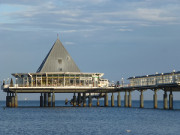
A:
128,91,132,107
40,93,44,107
52,92,55,107
78,93,81,107
154,90,158,109
169,91,173,110
8,93,12,108
6,93,10,107
83,93,86,107
88,93,92,107
111,93,114,107
6,96,8,107
14,93,18,108
44,93,47,107
140,91,144,108
117,92,121,107
73,93,76,107
48,93,51,107
97,97,100,107
11,93,15,108
124,91,128,107
105,93,108,107
164,91,168,110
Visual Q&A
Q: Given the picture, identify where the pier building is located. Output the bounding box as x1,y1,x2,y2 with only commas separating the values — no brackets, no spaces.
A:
1,36,180,109
128,71,180,87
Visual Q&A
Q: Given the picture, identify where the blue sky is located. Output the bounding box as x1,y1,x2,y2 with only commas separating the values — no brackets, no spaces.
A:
0,0,180,100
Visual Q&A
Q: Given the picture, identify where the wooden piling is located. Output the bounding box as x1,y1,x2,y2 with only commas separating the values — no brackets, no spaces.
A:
44,93,47,107
169,91,173,110
14,93,18,108
124,91,128,107
140,91,144,108
73,93,76,107
154,90,158,109
117,92,121,107
164,91,168,109
52,92,55,107
97,97,100,107
78,93,81,107
105,93,108,107
40,93,44,107
111,93,114,107
83,93,86,107
128,91,132,107
88,93,92,107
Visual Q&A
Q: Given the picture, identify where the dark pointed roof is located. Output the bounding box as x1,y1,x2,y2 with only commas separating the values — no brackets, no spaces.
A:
37,38,80,73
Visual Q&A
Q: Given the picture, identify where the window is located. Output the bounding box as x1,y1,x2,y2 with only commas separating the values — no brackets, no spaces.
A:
58,59,62,64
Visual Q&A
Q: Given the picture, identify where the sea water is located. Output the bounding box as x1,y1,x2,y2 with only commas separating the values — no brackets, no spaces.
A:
0,100,180,135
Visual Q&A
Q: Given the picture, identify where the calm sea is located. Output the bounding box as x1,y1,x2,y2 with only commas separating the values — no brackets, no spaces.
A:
0,100,180,135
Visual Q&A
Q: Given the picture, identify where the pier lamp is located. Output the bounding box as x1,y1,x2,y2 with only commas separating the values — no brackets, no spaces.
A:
121,78,124,86
162,73,164,83
16,78,17,87
7,78,9,84
3,79,5,85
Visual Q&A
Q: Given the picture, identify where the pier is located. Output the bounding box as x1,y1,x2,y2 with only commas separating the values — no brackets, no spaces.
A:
1,38,180,109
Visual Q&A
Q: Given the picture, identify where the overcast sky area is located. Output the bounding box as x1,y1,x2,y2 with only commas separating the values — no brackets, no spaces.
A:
0,0,180,101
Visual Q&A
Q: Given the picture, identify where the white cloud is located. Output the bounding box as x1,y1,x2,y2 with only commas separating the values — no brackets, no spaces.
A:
1,0,180,33
117,29,133,32
136,8,177,22
64,42,75,45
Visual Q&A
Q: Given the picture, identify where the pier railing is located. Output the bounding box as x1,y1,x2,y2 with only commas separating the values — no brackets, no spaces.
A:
2,77,180,90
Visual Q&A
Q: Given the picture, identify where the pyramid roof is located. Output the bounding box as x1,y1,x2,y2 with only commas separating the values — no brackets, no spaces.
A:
37,38,80,73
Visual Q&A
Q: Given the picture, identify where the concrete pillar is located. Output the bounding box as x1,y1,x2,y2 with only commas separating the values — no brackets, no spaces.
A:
14,93,18,108
11,93,15,108
97,97,100,107
88,93,92,107
105,93,108,107
48,93,51,107
78,93,81,107
6,93,10,107
124,91,128,107
111,93,114,107
52,92,55,107
128,91,132,107
140,91,144,108
169,91,173,110
44,93,47,107
154,90,158,109
117,92,121,107
6,96,9,107
83,93,86,107
8,94,12,107
73,93,76,107
40,93,44,107
164,91,168,109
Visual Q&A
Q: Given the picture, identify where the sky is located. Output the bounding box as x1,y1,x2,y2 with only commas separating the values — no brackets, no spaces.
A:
0,0,180,101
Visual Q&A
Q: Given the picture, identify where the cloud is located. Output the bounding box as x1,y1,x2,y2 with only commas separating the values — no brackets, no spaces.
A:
136,8,177,22
117,29,133,32
0,0,180,33
64,42,75,45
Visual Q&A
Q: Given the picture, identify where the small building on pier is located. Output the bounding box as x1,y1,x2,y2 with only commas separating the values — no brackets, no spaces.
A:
128,71,180,87
7,37,108,88
12,72,104,87
2,36,109,108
